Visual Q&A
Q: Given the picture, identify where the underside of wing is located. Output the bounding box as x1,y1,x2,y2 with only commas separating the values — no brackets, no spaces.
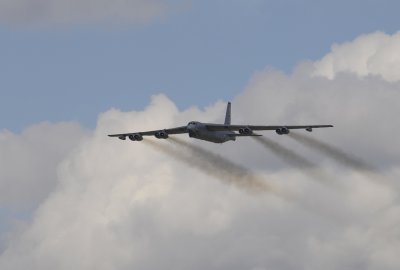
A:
284,125,334,130
205,124,333,134
108,126,188,141
227,133,262,137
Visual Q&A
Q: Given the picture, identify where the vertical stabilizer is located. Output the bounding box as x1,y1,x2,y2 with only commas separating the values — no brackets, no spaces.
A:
224,102,231,125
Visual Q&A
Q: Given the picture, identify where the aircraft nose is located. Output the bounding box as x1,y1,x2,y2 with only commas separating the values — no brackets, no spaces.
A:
186,122,198,132
186,123,196,137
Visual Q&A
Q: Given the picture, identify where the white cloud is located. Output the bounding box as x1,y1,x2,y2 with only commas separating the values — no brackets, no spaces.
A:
0,122,88,209
313,31,400,82
1,32,400,270
0,0,185,27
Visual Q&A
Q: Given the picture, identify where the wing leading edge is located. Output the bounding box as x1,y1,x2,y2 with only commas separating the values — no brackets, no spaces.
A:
205,124,333,132
108,126,188,140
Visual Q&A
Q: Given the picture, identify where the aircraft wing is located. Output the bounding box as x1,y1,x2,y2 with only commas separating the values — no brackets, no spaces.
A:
108,126,188,139
205,124,333,132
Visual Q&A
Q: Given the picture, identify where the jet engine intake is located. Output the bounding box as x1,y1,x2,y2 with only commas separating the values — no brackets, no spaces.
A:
128,133,143,141
155,131,169,139
239,127,253,135
134,134,143,141
276,127,290,135
118,135,126,140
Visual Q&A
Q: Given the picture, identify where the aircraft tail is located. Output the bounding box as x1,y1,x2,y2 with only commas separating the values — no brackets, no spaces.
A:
224,102,231,125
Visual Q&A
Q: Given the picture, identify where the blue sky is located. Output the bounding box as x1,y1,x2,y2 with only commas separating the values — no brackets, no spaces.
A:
2,2,400,268
1,0,399,131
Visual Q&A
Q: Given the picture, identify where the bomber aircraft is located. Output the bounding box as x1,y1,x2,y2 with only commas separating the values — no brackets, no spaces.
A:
108,102,333,143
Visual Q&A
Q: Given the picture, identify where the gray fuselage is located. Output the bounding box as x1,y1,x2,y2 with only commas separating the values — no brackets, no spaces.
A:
187,121,235,143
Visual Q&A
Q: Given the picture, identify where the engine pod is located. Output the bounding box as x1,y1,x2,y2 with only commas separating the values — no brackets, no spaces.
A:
239,127,253,135
155,131,169,139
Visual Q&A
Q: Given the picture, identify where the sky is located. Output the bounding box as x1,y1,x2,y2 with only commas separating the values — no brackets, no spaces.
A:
1,1,400,270
1,0,400,131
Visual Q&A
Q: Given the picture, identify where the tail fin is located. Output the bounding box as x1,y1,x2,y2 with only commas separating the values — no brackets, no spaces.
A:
224,102,231,125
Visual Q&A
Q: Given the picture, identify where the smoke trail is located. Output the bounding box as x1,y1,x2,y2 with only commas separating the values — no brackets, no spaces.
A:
288,132,376,172
253,136,314,168
253,136,337,187
167,137,274,194
144,138,343,220
144,138,287,199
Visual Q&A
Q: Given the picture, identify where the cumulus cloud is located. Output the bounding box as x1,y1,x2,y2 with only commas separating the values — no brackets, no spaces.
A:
313,31,400,82
0,122,88,209
0,0,185,27
1,32,400,270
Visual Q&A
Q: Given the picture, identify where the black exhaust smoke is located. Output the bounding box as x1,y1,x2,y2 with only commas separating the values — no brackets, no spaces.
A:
253,136,338,188
288,132,376,172
144,138,291,200
144,138,342,218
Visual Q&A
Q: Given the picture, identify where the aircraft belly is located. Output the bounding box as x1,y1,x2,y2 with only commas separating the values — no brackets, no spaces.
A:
195,130,233,143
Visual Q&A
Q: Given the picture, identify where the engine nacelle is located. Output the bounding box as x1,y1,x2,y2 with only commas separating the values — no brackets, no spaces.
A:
128,133,143,141
306,127,313,132
134,134,143,141
118,135,126,140
155,131,169,139
276,127,290,135
239,127,253,135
